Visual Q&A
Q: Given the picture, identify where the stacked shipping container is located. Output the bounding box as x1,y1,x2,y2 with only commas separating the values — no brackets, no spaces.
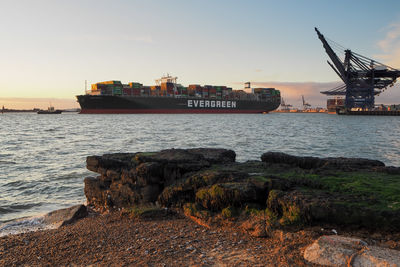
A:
89,80,278,102
91,81,123,95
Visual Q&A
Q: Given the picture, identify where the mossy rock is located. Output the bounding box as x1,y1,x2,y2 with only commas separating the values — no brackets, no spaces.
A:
195,182,260,211
279,203,302,226
158,170,254,208
183,202,211,220
221,206,239,219
132,152,158,164
158,184,194,207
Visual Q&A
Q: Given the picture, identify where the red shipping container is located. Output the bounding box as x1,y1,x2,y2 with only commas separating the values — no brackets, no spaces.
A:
133,88,141,95
123,88,133,95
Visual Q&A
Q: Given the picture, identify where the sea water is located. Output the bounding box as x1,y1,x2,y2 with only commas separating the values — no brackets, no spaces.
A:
1,113,399,233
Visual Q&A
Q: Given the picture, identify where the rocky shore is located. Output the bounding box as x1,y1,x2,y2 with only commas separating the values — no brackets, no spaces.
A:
2,148,400,266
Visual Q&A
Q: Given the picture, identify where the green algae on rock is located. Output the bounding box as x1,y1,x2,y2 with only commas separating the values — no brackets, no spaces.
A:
84,149,400,232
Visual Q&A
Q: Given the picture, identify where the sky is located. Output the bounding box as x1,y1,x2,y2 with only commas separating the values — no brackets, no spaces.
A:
1,0,400,109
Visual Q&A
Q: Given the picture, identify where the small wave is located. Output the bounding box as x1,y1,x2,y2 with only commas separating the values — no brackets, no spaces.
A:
0,160,16,165
44,128,58,132
0,203,42,215
0,207,13,214
4,180,25,187
0,216,56,237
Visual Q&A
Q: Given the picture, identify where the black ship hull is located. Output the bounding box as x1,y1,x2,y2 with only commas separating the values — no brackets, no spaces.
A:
76,95,280,114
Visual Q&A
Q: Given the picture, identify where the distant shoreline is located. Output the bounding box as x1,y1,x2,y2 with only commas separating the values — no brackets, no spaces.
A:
1,109,80,113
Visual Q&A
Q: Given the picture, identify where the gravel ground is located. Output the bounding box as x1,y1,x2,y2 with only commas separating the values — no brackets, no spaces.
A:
0,211,320,266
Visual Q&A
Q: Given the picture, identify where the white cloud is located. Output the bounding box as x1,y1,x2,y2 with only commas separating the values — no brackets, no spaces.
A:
375,23,400,68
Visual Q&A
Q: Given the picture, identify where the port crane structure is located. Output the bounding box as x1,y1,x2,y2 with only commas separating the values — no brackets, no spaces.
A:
280,98,292,111
315,28,400,110
302,95,311,111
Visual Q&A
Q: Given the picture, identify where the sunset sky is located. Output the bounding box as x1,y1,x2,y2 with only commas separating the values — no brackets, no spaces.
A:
1,0,400,109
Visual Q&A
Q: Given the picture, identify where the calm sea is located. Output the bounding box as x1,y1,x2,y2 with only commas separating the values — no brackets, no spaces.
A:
1,112,399,229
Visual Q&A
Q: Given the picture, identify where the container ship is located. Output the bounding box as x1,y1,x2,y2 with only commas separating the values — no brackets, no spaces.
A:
76,75,281,114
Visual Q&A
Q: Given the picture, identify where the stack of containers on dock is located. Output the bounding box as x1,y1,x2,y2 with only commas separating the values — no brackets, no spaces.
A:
150,86,161,96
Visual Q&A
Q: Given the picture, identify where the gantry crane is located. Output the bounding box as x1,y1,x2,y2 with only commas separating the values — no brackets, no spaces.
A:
315,28,400,110
280,98,292,111
302,95,311,111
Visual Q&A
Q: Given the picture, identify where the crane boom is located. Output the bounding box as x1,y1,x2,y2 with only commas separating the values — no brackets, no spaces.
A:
315,28,400,110
315,28,346,80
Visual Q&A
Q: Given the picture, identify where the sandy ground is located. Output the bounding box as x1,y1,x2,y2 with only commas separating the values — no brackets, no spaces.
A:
0,210,323,267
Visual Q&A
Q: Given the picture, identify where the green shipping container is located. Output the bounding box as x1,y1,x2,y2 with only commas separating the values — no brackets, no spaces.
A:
113,88,122,95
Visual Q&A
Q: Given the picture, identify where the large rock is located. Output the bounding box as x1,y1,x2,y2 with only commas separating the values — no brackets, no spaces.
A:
187,148,236,163
353,245,400,267
84,176,109,209
87,153,136,173
195,182,260,211
261,152,385,170
261,152,324,169
304,235,400,267
304,235,368,266
83,148,400,234
266,189,400,229
84,148,236,211
43,205,87,227
158,170,249,208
